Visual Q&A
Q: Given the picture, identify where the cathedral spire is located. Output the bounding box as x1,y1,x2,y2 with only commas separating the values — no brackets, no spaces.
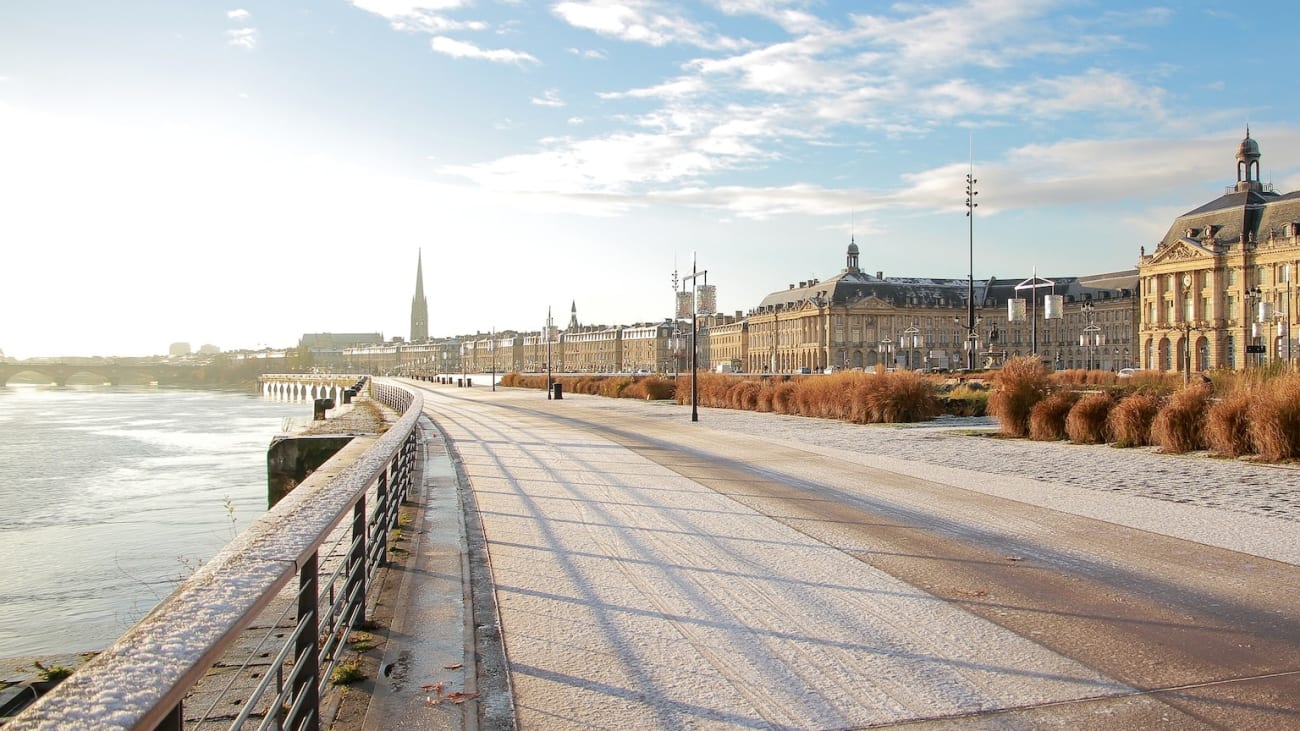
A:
410,249,429,342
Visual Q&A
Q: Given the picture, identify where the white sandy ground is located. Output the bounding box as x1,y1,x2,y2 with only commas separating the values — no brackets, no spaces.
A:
426,387,1300,730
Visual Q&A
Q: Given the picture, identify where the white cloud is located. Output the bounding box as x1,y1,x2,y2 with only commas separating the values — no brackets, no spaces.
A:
431,36,539,64
226,27,257,49
227,8,250,22
567,47,607,60
568,116,585,125
349,0,485,33
552,0,749,50
350,0,467,17
531,89,565,107
709,0,828,34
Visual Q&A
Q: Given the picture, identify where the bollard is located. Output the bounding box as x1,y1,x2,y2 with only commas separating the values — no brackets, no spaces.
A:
343,388,355,405
457,378,463,387
552,382,563,400
466,377,472,387
313,397,335,420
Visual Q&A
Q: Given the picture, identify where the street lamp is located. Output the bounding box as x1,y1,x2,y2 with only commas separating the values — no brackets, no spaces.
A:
1080,301,1101,371
1246,285,1263,369
902,324,920,370
546,307,554,400
679,254,712,422
879,338,894,369
962,141,980,371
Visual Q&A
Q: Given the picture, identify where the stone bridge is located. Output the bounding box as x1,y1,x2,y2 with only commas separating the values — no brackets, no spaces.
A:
258,373,368,402
0,362,191,387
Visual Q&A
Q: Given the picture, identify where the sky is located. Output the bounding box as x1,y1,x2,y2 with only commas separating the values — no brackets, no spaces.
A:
2,0,1300,359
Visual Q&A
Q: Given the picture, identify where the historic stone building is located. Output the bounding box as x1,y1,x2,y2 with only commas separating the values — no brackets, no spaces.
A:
1138,130,1300,374
743,242,1136,374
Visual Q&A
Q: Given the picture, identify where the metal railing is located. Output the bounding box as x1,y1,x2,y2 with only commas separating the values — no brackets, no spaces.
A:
7,380,423,731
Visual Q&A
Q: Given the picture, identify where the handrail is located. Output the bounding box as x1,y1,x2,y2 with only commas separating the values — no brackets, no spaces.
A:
7,379,422,731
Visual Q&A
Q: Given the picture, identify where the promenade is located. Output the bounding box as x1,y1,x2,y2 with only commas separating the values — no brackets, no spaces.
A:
360,379,1300,730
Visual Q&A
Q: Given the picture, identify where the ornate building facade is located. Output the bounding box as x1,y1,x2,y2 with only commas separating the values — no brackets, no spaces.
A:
743,243,1137,374
1138,131,1300,374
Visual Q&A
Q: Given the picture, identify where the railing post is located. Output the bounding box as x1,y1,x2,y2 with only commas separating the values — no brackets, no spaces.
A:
293,553,321,731
151,703,183,731
349,494,367,624
377,468,384,567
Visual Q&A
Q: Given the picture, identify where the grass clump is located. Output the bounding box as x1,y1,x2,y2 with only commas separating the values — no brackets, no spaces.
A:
1248,373,1300,461
1204,388,1254,457
1108,392,1162,448
1150,384,1212,454
1065,392,1114,444
1028,390,1078,441
331,661,366,685
988,356,1050,437
33,660,73,683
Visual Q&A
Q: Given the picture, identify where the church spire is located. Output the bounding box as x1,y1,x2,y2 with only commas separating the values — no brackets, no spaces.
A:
568,300,580,331
410,249,429,342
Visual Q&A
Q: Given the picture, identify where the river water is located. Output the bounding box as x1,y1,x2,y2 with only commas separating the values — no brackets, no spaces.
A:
0,386,308,658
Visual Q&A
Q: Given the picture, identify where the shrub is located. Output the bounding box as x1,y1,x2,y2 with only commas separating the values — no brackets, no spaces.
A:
1065,392,1113,444
1108,392,1162,448
1150,384,1211,453
988,356,1050,437
1028,390,1078,441
866,371,938,423
770,380,799,414
1249,373,1300,462
1205,389,1254,458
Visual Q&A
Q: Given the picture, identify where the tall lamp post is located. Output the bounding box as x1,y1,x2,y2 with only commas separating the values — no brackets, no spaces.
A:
962,142,980,371
545,307,554,400
679,254,711,422
880,338,894,370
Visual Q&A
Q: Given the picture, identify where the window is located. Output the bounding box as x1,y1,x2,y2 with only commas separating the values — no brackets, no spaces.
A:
1227,335,1236,369
1227,268,1237,286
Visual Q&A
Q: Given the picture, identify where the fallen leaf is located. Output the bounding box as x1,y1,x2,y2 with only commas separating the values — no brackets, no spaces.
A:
444,663,463,670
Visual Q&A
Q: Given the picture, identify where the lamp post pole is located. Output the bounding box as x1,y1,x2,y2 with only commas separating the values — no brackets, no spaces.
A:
546,307,554,400
964,141,979,371
1247,285,1263,369
880,339,893,370
903,324,920,370
680,255,709,422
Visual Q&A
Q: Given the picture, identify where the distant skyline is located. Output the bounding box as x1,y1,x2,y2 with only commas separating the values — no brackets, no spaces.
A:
3,1,1300,359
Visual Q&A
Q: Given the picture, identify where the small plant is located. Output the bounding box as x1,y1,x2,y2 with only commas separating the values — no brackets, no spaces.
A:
1151,383,1211,454
1205,389,1254,457
1065,391,1114,444
988,356,1050,437
348,632,377,653
1248,373,1300,461
1028,390,1077,441
331,661,366,685
1108,392,1162,448
33,660,73,683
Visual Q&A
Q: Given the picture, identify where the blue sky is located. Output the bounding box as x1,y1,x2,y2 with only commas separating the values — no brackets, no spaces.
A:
3,0,1299,358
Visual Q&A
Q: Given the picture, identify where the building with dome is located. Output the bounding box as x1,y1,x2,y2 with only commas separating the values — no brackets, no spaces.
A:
1138,130,1300,374
741,240,1137,373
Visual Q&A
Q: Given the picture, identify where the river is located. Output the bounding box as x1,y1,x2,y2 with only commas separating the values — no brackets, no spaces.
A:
0,385,308,658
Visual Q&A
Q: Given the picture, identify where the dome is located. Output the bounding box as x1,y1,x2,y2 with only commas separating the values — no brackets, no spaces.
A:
847,242,860,255
1237,130,1260,160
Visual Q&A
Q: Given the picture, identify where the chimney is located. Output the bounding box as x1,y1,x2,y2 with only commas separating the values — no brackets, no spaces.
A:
876,271,883,280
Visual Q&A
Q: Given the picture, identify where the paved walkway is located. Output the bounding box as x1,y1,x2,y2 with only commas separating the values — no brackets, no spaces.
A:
364,383,1300,729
